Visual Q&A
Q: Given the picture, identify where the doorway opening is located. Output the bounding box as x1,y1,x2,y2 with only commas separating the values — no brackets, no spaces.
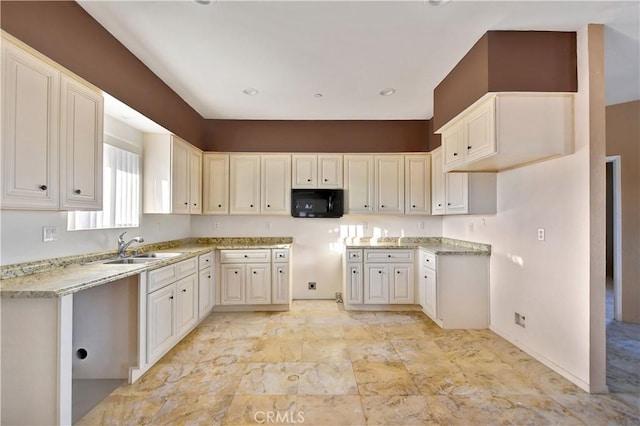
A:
605,156,622,322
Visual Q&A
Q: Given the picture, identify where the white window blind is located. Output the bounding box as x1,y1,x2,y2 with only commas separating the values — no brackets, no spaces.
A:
68,144,140,230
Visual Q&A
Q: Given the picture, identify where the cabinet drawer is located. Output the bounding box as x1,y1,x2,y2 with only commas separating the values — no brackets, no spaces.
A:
346,249,363,262
176,257,198,279
365,249,413,263
272,249,289,263
220,249,271,263
198,251,213,270
148,264,178,293
421,250,436,270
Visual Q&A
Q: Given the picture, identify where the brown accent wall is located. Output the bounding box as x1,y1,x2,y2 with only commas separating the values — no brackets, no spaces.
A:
204,120,430,153
433,31,577,132
606,100,640,324
0,0,206,149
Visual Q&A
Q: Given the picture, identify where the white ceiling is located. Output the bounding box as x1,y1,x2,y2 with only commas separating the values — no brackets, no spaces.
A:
79,0,640,121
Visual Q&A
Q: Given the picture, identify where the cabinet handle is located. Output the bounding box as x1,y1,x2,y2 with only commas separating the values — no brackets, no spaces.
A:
426,259,430,262
234,271,238,274
193,203,197,206
467,145,472,150
182,289,187,293
437,203,442,207
244,255,248,258
353,270,357,274
207,275,211,279
169,296,174,300
388,254,391,258
39,185,48,191
279,270,284,274
381,205,385,208
184,202,188,205
397,271,401,274
324,178,328,182
453,153,458,157
253,271,257,274
74,189,82,194
307,179,311,182
218,204,222,208
250,204,254,207
364,205,368,208
447,203,451,206
378,270,382,274
412,205,416,208
267,204,271,208
425,276,428,279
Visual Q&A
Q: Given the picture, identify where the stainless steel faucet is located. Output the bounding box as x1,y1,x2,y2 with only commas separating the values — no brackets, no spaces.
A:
117,232,144,257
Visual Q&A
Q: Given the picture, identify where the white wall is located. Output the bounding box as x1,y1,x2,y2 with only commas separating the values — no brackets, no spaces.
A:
442,26,603,392
0,116,192,265
192,214,442,299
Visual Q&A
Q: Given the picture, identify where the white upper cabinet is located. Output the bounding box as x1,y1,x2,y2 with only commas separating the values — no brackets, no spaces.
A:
59,75,104,210
404,154,431,215
438,93,574,172
431,147,496,216
202,153,229,214
261,154,291,215
292,154,342,188
229,154,260,214
375,155,404,214
143,134,202,214
344,155,374,214
1,36,103,211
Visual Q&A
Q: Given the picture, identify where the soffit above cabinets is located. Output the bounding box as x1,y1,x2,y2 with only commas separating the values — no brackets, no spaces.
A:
78,1,639,120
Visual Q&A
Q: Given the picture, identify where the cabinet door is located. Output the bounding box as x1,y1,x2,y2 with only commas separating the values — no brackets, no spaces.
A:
221,264,245,305
364,264,389,304
1,42,60,209
292,155,317,188
423,267,437,319
203,153,229,214
176,275,198,337
442,121,464,171
229,155,260,214
344,155,374,214
431,148,445,215
464,97,496,163
318,155,343,188
246,264,271,304
198,267,214,319
171,138,190,214
189,148,202,214
261,154,291,214
445,172,468,214
404,155,431,215
59,75,103,210
271,264,290,304
346,263,363,305
375,155,404,214
389,264,414,304
147,285,176,362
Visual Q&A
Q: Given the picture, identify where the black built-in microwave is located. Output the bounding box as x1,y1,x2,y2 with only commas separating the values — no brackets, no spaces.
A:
291,189,344,218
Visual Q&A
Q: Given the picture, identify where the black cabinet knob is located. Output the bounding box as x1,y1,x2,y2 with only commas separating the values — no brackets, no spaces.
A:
218,204,222,208
267,204,271,208
234,271,238,274
424,276,427,279
381,205,385,208
453,153,458,157
388,255,391,258
253,271,257,274
207,275,211,279
193,203,197,206
447,203,451,206
397,271,401,274
324,178,328,182
279,270,283,274
74,189,81,194
169,296,174,300
412,205,416,208
250,204,254,207
39,185,47,191
467,146,472,150
352,270,356,274
378,270,382,274
364,205,368,208
307,179,311,182
244,255,248,258
184,202,188,205
182,289,187,293
437,203,442,207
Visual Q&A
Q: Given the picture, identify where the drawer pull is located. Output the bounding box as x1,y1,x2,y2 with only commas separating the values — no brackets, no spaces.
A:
244,255,248,258
39,185,47,191
388,255,391,258
364,205,368,208
218,204,222,208
397,271,401,274
467,145,472,150
307,179,311,182
207,275,211,279
182,289,187,293
279,270,284,274
324,178,328,182
250,204,254,208
234,271,238,274
381,205,385,208
169,296,174,300
453,152,458,157
253,271,257,274
74,189,82,194
378,271,382,274
412,205,416,208
267,204,271,208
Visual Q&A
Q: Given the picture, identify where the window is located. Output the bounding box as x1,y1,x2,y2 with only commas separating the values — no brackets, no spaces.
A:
68,143,141,230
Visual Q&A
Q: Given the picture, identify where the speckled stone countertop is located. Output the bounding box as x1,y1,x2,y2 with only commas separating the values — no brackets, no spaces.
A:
343,237,490,255
0,237,293,298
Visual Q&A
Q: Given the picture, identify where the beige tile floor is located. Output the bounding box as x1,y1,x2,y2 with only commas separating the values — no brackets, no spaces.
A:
79,300,639,425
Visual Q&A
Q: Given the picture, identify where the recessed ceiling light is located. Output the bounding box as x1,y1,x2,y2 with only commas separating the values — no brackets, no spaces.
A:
314,93,323,98
379,88,396,96
243,88,259,96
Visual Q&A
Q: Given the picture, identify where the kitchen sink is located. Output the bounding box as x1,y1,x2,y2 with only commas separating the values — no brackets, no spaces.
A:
133,252,182,259
102,252,182,264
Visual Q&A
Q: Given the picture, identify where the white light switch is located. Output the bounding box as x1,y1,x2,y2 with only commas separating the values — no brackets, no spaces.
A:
43,226,57,242
537,228,545,241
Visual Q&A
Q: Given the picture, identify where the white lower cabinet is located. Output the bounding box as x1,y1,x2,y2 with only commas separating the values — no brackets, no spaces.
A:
346,249,414,307
146,256,201,364
219,248,291,307
198,252,215,319
418,248,489,329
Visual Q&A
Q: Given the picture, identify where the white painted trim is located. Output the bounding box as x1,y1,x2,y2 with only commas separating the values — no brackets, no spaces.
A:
489,324,598,393
606,155,623,321
57,294,73,426
130,272,148,383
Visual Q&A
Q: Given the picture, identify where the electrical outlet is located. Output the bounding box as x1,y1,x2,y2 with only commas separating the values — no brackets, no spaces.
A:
335,292,343,303
43,226,57,242
308,282,317,290
515,312,526,328
537,228,545,241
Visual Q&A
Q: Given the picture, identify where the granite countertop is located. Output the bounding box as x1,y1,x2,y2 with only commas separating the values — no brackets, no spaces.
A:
343,237,491,256
0,237,293,299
